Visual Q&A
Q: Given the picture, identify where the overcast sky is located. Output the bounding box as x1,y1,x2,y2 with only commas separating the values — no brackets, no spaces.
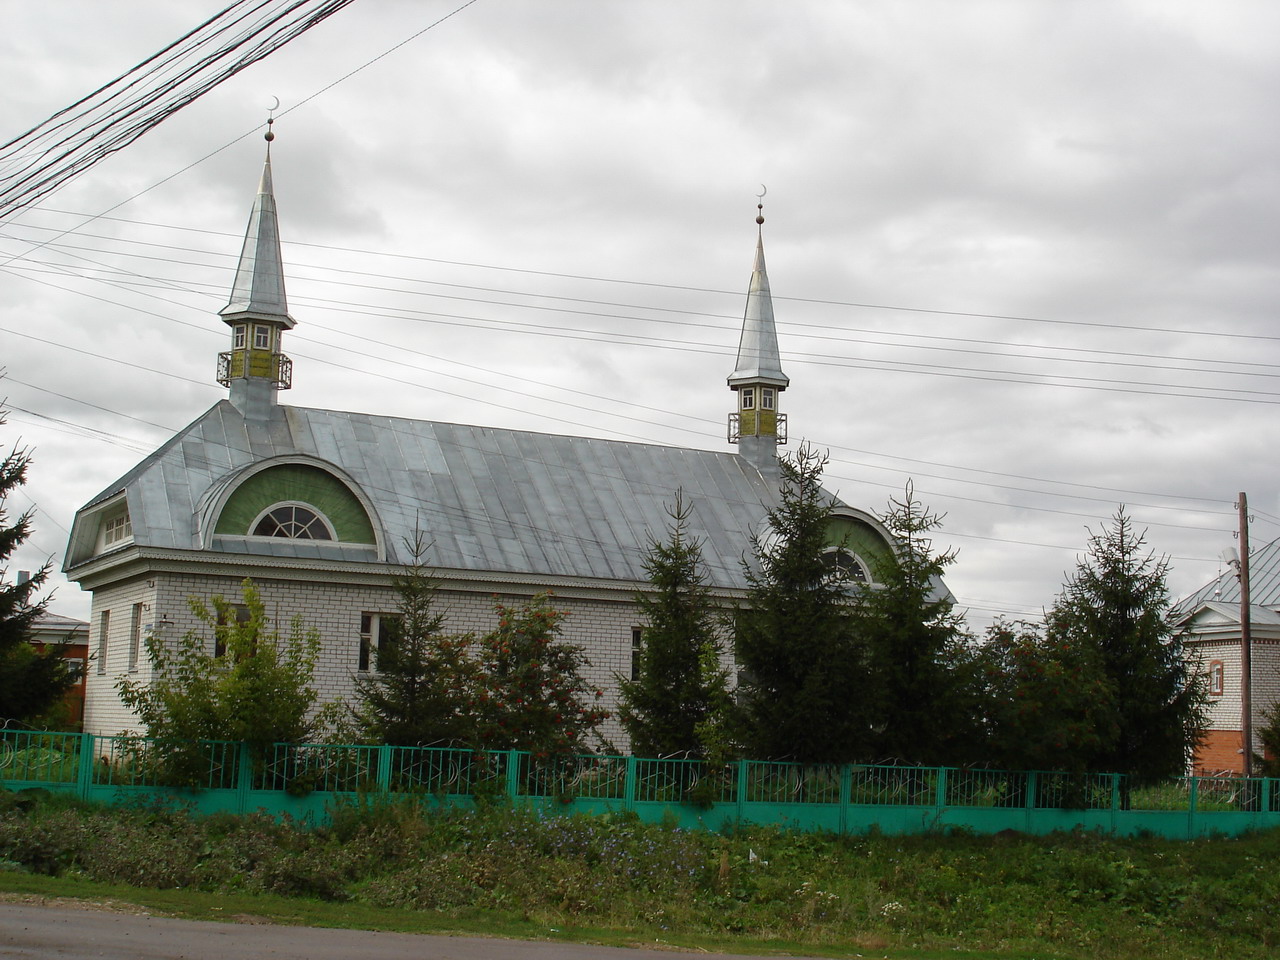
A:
2,0,1277,629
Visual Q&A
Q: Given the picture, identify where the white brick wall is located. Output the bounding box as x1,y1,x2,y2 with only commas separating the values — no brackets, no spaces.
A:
82,568,731,752
1188,637,1280,756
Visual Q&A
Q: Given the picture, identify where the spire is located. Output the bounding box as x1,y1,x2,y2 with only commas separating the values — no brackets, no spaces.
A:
216,115,294,418
219,123,294,329
727,195,787,475
727,207,788,390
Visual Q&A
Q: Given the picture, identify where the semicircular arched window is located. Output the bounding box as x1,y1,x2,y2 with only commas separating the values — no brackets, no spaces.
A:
821,547,868,584
250,503,335,540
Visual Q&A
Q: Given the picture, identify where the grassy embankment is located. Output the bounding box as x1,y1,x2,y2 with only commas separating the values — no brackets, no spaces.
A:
1,787,1275,960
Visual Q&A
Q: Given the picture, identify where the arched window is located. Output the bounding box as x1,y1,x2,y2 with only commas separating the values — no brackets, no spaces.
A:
821,547,868,584
251,503,334,540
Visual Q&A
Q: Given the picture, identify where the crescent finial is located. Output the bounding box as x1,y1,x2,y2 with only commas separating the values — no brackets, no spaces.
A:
757,183,767,200
267,95,281,114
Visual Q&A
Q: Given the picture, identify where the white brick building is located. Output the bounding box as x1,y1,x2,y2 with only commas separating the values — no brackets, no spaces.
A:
65,140,895,749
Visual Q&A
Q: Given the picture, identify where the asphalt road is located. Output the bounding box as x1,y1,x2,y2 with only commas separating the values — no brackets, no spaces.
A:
0,902,838,960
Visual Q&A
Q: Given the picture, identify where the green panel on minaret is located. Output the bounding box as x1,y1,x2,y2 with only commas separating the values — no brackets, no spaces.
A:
215,464,376,542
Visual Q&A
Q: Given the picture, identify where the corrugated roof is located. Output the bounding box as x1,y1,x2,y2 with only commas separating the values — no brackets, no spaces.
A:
71,401,783,589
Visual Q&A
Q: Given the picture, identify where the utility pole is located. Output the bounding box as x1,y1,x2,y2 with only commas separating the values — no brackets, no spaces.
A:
1238,492,1253,778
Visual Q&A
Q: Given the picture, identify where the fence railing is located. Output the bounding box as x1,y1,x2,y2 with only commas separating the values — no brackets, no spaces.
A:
2,728,1277,839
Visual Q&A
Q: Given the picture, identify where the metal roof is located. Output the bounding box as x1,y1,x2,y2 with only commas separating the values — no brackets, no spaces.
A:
218,151,295,329
727,231,789,390
69,401,784,589
1172,535,1280,620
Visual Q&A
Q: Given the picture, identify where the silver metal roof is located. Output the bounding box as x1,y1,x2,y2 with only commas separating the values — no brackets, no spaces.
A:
68,402,783,589
727,232,789,390
1172,535,1280,620
219,152,295,329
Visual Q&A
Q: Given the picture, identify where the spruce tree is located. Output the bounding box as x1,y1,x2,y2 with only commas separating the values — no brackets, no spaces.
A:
854,485,978,765
0,405,74,727
618,492,730,759
733,446,872,763
352,534,478,747
1045,508,1204,785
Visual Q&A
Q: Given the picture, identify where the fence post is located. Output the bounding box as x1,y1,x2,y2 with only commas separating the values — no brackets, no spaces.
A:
1264,778,1274,815
935,767,947,810
1111,773,1121,834
76,732,95,801
505,749,522,803
1025,771,1037,833
1188,775,1199,839
624,756,637,812
839,764,851,835
736,759,749,824
236,743,254,815
376,744,392,793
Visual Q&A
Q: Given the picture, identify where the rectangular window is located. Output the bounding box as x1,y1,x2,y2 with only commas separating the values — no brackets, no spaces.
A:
127,603,143,672
104,512,132,546
233,324,246,349
214,604,251,658
761,388,775,411
359,613,400,672
96,610,110,674
253,324,272,350
1208,660,1224,697
740,387,755,410
631,626,644,681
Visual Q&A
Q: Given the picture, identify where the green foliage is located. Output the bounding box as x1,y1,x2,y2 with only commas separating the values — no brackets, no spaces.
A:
0,403,74,728
618,492,731,759
475,594,608,761
6,792,1280,958
1045,509,1205,785
734,446,872,763
978,618,1118,773
351,532,478,747
117,579,336,782
1256,699,1280,777
853,484,978,765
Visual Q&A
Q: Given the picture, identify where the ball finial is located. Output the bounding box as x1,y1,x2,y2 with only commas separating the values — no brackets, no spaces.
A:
265,117,275,143
756,202,764,226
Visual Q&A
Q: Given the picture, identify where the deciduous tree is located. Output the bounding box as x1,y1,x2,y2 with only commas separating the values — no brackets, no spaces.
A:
475,594,607,761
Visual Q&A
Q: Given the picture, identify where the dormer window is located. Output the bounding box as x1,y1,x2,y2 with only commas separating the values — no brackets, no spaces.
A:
761,388,776,411
741,387,755,410
103,511,132,546
251,503,334,540
253,324,272,350
233,324,246,349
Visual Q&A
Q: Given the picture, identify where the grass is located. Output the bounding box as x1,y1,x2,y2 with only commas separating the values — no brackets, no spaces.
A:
1,787,1277,959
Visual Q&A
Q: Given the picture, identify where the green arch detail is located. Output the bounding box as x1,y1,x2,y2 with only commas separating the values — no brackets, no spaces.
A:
824,516,892,573
215,464,376,543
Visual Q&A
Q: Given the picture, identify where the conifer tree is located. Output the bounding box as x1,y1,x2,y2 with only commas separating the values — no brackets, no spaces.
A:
618,492,730,759
733,446,872,763
0,405,74,727
854,485,978,765
1045,509,1204,785
352,533,477,747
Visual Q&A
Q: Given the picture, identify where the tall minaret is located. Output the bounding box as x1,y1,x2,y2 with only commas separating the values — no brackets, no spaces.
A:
728,198,788,477
216,117,294,420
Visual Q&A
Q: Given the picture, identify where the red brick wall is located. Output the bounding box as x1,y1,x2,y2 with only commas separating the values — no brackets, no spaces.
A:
1194,728,1244,775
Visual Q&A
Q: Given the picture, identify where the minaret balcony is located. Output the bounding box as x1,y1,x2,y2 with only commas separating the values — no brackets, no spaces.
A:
217,349,293,389
728,412,787,444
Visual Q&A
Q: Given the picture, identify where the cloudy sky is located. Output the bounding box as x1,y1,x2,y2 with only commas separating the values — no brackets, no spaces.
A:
1,0,1277,629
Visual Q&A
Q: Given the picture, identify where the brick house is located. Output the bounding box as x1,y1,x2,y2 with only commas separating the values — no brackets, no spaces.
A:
1173,536,1280,775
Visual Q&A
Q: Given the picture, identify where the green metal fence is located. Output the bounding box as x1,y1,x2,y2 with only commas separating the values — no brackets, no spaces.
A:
2,728,1277,838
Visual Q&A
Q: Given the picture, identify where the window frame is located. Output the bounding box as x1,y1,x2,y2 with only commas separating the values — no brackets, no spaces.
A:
358,612,401,672
249,502,336,541
95,610,110,675
104,512,132,546
820,546,870,585
127,603,144,673
233,324,247,350
740,387,755,411
761,387,776,411
1208,660,1224,698
253,324,272,350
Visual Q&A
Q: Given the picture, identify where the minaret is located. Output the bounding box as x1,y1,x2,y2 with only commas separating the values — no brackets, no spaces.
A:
216,117,294,420
728,199,788,477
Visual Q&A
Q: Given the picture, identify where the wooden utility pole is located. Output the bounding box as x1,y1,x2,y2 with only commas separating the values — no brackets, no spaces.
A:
1239,492,1253,778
